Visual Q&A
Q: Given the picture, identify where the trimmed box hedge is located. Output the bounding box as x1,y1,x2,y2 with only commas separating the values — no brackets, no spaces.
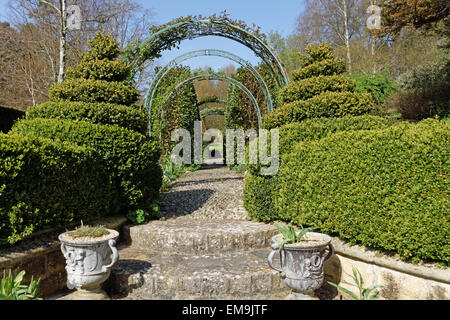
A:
275,119,449,264
11,118,162,214
263,91,378,130
0,133,112,245
244,115,390,221
66,59,130,82
279,75,355,104
48,78,140,106
26,101,149,136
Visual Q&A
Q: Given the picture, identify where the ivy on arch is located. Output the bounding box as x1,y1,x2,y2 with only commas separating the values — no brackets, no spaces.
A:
158,71,262,130
124,13,290,89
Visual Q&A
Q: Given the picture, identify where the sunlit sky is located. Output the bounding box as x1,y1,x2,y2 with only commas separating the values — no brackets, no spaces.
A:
0,0,306,70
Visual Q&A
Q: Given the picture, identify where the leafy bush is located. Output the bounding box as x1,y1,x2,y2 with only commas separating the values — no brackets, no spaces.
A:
264,43,378,129
292,58,347,81
66,59,130,82
0,106,24,133
0,270,41,300
11,119,162,214
48,78,140,106
263,91,377,130
276,119,449,264
280,75,355,104
26,101,149,135
127,201,161,225
0,133,112,244
243,173,280,222
349,72,397,105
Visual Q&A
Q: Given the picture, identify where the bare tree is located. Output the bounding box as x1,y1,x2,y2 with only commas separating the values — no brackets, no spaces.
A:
4,0,155,108
296,0,366,73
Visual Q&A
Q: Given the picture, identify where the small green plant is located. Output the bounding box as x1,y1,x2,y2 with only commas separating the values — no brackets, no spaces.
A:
127,201,161,225
275,222,316,251
0,270,41,300
67,221,109,238
327,266,383,300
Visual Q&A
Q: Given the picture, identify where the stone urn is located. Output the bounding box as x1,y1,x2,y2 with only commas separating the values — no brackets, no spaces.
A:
59,228,119,300
268,231,334,299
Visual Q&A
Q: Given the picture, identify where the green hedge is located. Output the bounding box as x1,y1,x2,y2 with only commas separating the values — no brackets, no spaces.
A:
0,106,24,133
26,101,149,135
280,75,355,104
244,115,390,221
48,78,140,106
276,119,449,264
0,133,112,245
263,91,378,130
292,58,346,81
11,119,162,213
66,59,130,82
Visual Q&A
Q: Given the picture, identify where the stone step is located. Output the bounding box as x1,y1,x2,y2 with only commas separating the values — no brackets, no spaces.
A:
106,246,291,299
123,218,279,254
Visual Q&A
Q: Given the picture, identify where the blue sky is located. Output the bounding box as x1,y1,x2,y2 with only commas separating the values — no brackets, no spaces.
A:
0,0,305,69
141,0,305,69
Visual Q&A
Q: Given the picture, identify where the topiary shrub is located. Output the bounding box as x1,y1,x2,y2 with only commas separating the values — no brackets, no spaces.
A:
48,31,140,107
264,91,377,130
244,115,390,221
26,101,149,135
0,106,24,133
275,119,449,264
263,43,378,129
49,78,140,105
0,133,112,245
11,118,162,214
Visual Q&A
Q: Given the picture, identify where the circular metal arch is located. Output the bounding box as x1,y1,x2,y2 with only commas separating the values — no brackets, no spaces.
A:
200,106,225,119
145,49,274,125
197,96,227,107
159,72,262,130
129,18,290,88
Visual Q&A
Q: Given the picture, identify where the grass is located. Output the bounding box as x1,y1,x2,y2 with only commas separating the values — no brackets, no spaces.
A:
67,222,109,239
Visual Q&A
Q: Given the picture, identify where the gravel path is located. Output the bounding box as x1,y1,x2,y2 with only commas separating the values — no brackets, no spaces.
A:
159,164,248,220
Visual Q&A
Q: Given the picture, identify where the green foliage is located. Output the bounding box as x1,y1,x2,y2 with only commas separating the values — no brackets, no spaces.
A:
264,43,378,129
328,267,383,300
26,101,149,135
49,78,140,106
276,119,449,264
225,64,280,130
82,30,121,61
244,116,390,222
275,222,316,250
243,173,280,222
0,132,111,245
49,31,139,106
264,91,377,130
11,118,162,214
66,59,131,82
127,201,161,225
349,72,398,105
0,270,41,300
152,66,199,153
0,106,24,133
67,222,110,239
280,75,355,104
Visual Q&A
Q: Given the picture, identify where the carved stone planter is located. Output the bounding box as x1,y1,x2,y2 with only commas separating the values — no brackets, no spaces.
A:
268,232,334,299
58,229,119,300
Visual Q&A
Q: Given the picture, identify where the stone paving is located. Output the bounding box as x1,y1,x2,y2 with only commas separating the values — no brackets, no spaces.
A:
107,164,295,299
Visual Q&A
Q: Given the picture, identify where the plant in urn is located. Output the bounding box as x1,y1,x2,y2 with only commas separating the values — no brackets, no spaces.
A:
59,223,119,300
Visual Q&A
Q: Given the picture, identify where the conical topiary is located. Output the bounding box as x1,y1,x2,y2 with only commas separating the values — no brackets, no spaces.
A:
49,31,140,106
263,43,377,129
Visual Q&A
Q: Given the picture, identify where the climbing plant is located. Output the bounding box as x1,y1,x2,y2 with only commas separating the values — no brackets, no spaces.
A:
123,13,289,88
